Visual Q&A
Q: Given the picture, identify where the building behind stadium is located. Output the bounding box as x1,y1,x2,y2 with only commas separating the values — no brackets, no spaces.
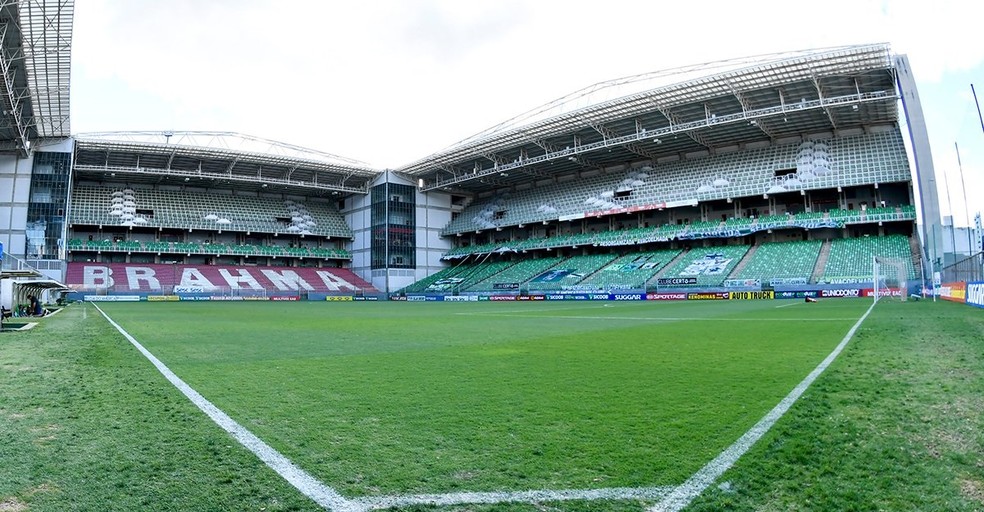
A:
2,1,980,304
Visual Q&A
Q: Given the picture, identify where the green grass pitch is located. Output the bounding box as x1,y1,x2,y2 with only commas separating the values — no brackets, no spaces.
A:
94,299,867,496
3,298,982,511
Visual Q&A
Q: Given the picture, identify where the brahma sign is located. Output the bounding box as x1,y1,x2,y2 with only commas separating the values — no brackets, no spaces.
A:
68,263,366,293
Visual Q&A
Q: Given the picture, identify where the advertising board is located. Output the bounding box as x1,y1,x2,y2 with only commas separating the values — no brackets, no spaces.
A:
728,290,775,300
964,282,984,308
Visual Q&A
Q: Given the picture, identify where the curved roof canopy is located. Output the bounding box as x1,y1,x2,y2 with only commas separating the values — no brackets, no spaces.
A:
398,44,900,192
0,0,73,155
73,131,381,195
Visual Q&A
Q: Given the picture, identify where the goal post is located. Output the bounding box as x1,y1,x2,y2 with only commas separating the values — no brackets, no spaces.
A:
873,255,908,303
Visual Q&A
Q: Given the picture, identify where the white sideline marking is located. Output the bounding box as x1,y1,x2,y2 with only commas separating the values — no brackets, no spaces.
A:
355,486,673,510
648,301,877,512
458,312,857,322
774,302,802,309
92,304,361,512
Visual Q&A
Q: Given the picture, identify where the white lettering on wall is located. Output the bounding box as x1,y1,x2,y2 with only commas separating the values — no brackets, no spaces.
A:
125,266,161,290
218,268,263,290
261,269,315,291
83,266,114,288
316,271,357,291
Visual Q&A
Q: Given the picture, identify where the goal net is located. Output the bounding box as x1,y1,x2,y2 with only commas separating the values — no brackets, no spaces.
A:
873,256,908,303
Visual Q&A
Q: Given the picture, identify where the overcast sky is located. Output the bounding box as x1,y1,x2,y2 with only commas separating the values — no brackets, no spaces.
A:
70,0,984,227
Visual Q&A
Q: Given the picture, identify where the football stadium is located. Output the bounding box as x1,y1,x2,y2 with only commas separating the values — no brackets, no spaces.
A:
2,2,983,512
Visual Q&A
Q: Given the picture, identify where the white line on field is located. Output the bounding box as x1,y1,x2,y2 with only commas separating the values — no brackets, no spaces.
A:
92,304,362,512
648,300,876,512
774,301,802,308
457,312,858,322
354,486,673,510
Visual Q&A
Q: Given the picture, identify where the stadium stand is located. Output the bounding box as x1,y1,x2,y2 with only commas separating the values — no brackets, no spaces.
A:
576,249,683,290
820,234,917,283
732,240,823,284
66,239,351,260
468,256,565,291
71,185,352,238
442,131,911,235
659,245,751,287
525,254,618,292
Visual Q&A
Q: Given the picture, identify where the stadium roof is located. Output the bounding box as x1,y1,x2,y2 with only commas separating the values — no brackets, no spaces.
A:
73,131,382,195
397,44,901,193
0,0,73,156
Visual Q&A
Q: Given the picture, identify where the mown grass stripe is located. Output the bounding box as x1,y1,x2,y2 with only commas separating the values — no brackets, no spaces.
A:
92,304,358,512
648,301,876,512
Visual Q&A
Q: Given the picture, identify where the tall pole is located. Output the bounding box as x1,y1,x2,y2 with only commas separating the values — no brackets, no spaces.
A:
973,84,984,137
956,142,973,279
942,163,957,272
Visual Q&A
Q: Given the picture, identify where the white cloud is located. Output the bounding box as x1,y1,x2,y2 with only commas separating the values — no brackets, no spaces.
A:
70,0,984,220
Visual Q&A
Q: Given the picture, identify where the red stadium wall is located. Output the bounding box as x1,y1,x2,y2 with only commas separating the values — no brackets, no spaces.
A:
66,263,378,294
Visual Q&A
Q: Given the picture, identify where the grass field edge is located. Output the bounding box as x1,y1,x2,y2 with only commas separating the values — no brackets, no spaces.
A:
92,303,359,512
648,300,877,512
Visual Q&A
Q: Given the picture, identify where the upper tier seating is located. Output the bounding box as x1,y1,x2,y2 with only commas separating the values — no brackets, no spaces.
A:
734,240,823,284
71,185,352,238
443,130,910,235
67,239,350,260
659,245,751,286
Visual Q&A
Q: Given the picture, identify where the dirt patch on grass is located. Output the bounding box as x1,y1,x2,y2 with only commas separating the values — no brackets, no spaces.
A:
0,497,28,512
30,424,59,445
24,483,58,497
961,478,984,504
452,470,478,481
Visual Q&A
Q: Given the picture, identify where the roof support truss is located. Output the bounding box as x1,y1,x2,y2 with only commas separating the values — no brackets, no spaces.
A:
651,101,713,150
590,122,659,160
813,75,838,130
729,84,779,140
0,22,30,157
536,137,598,169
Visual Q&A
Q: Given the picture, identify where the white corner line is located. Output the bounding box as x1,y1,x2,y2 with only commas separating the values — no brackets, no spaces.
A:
92,304,361,512
649,301,877,512
354,486,673,510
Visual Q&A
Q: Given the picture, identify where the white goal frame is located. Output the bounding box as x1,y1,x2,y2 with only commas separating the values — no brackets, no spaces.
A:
873,256,908,303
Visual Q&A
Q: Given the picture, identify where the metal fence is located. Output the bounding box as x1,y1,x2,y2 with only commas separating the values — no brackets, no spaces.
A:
941,251,984,283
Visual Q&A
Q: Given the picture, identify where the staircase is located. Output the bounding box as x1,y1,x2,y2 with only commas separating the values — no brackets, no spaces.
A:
652,248,690,280
810,240,833,283
727,244,759,279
